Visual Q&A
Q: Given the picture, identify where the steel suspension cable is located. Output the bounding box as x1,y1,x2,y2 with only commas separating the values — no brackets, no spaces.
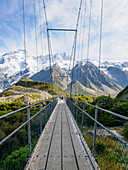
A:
81,0,87,63
42,0,54,96
41,0,47,100
38,0,44,61
70,0,83,97
86,0,92,81
22,0,28,103
33,0,39,74
38,0,45,100
79,0,87,89
33,0,42,103
22,0,32,157
97,0,104,101
75,2,83,95
66,39,75,93
77,4,83,64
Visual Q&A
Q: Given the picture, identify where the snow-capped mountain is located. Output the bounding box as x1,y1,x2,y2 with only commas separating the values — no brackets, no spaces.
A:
0,50,71,77
0,49,48,78
0,50,71,92
84,59,128,88
51,53,71,69
0,49,128,93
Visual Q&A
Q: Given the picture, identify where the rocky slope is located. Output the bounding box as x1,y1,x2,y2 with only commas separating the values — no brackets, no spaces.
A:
0,79,68,104
0,49,127,95
30,63,122,96
116,85,128,100
30,64,71,89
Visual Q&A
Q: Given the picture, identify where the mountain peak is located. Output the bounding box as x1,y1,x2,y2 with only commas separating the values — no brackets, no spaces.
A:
2,49,26,57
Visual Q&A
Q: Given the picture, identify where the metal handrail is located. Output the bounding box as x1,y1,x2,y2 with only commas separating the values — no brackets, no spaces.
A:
0,101,53,146
70,97,128,120
68,99,128,146
0,97,54,119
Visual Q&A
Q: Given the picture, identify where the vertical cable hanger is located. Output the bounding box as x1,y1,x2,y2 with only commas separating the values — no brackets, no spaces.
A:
75,0,83,96
22,0,28,104
79,0,87,95
38,0,44,101
38,0,44,68
81,0,87,65
86,0,92,85
33,0,39,75
41,0,47,100
22,0,31,157
97,0,104,102
33,0,41,102
67,39,75,90
70,0,83,97
43,0,54,97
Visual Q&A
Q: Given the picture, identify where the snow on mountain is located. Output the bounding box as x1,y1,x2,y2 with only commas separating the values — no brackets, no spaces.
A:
0,49,47,78
51,52,71,69
1,49,128,79
0,50,72,92
0,49,128,93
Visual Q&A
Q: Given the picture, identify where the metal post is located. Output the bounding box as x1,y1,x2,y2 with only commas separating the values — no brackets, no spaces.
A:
45,105,48,123
27,106,31,157
39,102,42,134
73,99,75,117
81,103,85,133
52,98,54,112
50,99,52,115
72,100,73,113
76,100,78,122
92,105,98,156
69,99,71,110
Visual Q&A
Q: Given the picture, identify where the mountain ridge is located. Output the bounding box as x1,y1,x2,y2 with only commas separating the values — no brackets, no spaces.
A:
0,49,127,95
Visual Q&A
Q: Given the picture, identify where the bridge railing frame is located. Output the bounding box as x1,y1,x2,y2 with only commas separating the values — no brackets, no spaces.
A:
0,97,58,169
0,97,55,120
66,97,128,169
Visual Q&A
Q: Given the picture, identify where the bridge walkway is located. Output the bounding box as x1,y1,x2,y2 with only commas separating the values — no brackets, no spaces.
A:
25,100,95,170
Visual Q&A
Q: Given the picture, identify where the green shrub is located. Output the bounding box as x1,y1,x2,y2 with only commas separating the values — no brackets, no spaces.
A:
123,128,128,138
124,122,128,128
123,122,128,138
96,141,106,154
2,141,37,170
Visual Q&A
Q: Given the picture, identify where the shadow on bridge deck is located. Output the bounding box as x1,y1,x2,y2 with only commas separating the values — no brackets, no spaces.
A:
25,100,98,170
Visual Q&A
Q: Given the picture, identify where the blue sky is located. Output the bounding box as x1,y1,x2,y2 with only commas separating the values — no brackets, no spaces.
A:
0,0,128,62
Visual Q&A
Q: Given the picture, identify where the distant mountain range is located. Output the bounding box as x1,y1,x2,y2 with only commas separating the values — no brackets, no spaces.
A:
0,49,128,96
30,63,122,96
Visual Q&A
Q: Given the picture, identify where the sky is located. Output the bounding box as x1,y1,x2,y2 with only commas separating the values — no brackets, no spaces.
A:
0,0,128,62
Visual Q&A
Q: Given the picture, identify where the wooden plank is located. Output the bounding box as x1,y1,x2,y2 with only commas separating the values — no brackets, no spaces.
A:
25,101,95,170
25,103,59,170
46,134,61,170
46,104,61,170
62,101,78,170
64,102,92,170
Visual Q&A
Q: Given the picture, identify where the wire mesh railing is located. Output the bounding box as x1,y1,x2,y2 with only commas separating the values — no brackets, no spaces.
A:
66,98,128,170
0,97,58,170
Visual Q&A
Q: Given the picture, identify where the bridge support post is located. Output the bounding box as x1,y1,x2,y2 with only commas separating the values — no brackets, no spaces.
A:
45,99,48,123
39,102,42,134
73,99,75,117
81,103,85,133
70,99,73,112
92,106,98,156
76,100,78,122
50,99,52,115
27,106,31,157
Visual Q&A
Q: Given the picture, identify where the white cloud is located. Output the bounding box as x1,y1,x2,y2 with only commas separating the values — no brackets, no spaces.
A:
0,0,128,63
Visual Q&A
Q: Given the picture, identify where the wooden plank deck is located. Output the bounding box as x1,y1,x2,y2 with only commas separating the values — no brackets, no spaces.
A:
25,100,96,170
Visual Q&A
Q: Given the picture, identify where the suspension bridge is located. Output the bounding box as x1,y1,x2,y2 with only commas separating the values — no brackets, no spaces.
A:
0,0,128,169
